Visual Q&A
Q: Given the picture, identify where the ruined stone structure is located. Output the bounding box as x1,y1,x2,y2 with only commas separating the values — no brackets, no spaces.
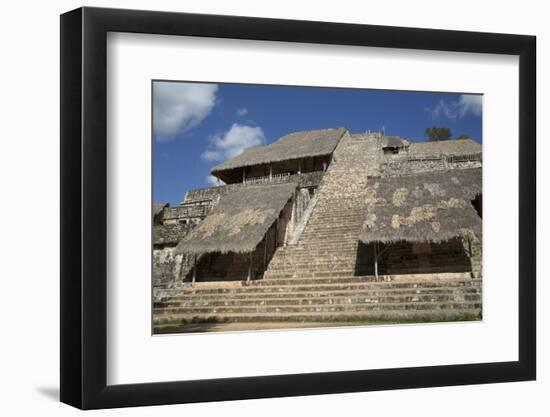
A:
153,128,482,328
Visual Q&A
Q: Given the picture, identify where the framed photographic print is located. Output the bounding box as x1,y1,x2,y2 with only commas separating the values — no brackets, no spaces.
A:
60,6,536,409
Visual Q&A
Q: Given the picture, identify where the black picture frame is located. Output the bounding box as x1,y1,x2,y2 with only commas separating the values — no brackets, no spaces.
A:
60,6,536,410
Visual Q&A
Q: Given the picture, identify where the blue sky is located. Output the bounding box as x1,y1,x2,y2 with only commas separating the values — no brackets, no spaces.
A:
153,81,482,205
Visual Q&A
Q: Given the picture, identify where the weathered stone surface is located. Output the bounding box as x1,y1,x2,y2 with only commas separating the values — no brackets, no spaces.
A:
153,131,483,327
153,275,481,328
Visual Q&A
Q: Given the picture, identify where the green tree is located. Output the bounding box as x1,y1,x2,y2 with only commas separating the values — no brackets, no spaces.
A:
456,134,471,140
425,126,452,141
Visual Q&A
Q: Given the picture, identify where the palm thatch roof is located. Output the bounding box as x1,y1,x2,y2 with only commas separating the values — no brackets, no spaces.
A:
359,168,482,244
382,136,408,148
175,183,297,255
408,138,481,156
211,128,347,175
153,203,169,218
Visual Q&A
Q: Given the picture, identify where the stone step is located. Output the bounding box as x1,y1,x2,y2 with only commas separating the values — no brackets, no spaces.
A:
308,217,362,222
309,215,363,220
308,211,364,216
296,241,359,246
172,279,482,296
309,210,364,215
264,270,356,279
277,248,470,257
153,308,482,325
301,231,361,237
277,245,357,251
318,187,367,191
269,253,357,260
182,279,481,293
301,227,361,231
251,275,477,286
155,301,482,316
274,249,358,257
300,227,362,233
287,243,358,249
295,243,358,249
311,202,366,208
271,252,358,259
291,240,359,245
299,234,361,241
269,257,357,264
270,250,357,256
267,259,356,266
163,286,481,303
268,258,357,265
269,254,357,261
309,205,363,210
300,232,361,238
266,262,356,271
308,207,364,213
278,250,358,257
309,206,364,211
157,293,481,308
263,272,354,279
276,245,357,251
300,229,362,236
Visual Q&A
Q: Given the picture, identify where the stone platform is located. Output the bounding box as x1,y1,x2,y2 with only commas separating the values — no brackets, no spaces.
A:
153,273,482,332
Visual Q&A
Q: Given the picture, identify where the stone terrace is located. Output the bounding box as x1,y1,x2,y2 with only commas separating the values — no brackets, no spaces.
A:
154,275,481,326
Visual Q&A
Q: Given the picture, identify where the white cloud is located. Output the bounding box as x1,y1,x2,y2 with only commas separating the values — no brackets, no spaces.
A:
205,175,224,187
153,82,218,142
426,94,482,120
457,95,482,117
201,149,222,161
201,123,265,162
428,99,456,119
236,107,248,116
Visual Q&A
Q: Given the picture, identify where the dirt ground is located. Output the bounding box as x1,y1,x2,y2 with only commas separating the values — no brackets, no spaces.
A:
154,321,372,334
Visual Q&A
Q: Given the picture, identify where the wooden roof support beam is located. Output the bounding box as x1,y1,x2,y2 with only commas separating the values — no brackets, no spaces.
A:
192,255,197,285
247,252,253,282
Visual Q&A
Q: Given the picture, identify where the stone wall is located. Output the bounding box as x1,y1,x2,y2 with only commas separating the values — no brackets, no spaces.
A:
153,223,193,245
153,247,197,286
279,198,293,246
153,223,195,289
162,206,208,224
463,237,482,278
183,171,324,204
293,188,312,226
153,247,182,288
381,154,482,177
288,189,318,244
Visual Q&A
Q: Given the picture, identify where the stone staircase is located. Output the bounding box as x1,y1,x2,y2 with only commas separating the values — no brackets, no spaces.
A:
153,275,482,326
263,132,380,280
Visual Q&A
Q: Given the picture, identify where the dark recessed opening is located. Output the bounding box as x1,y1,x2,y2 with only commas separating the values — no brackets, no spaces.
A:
471,194,482,218
383,147,399,155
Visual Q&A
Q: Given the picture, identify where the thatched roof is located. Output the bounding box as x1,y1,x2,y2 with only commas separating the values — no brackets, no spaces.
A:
153,203,169,218
211,128,347,175
408,139,481,156
175,183,297,255
383,136,408,148
359,168,482,244
153,223,191,246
